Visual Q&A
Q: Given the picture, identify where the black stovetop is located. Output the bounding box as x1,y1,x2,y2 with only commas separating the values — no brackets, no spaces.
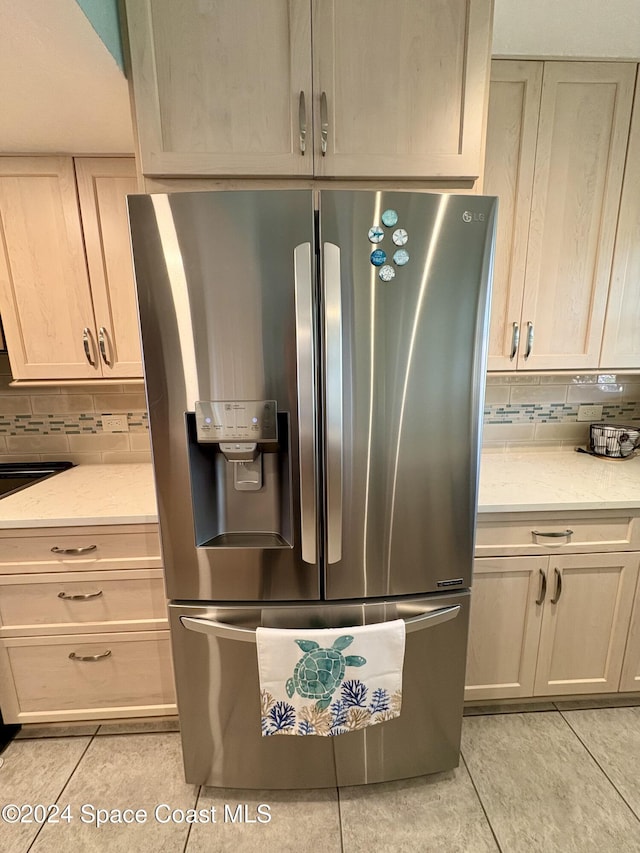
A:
0,461,74,499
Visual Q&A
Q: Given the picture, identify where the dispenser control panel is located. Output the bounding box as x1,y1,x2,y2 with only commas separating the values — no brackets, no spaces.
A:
195,400,277,443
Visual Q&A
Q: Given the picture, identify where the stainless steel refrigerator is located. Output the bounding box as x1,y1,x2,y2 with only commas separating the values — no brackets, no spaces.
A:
127,189,496,789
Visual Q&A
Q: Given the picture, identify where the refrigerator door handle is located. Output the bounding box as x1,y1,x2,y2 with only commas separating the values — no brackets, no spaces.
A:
179,605,460,643
294,243,317,564
324,242,343,564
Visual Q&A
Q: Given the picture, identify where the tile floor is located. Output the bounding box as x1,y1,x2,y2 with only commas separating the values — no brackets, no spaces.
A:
1,704,640,852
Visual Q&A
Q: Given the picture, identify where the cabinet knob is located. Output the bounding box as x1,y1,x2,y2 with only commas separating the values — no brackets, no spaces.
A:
510,322,520,360
58,590,103,601
532,529,573,542
320,91,328,155
298,91,307,155
536,568,547,605
69,649,111,662
524,321,534,359
51,545,98,555
98,327,112,366
82,328,96,366
550,567,563,604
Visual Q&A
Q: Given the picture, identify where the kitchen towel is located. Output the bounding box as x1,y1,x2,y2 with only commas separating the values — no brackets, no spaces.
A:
256,620,406,737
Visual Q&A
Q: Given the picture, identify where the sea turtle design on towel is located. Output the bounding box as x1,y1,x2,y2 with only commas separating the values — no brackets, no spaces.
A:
286,635,366,710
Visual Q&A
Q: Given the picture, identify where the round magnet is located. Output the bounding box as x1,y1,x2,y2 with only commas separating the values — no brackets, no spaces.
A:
381,209,399,227
392,228,408,246
378,264,396,282
370,249,387,266
393,249,409,266
368,226,384,244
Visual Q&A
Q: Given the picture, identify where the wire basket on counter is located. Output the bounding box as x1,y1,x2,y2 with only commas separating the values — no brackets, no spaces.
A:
589,423,640,458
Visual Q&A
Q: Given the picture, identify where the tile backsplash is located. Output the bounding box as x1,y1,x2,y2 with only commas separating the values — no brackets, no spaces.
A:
0,355,150,464
2,352,639,461
483,374,640,451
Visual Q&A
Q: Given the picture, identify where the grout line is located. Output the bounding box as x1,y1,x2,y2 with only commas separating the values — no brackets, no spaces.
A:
336,785,345,853
557,709,640,826
181,785,201,853
460,751,504,853
26,730,97,852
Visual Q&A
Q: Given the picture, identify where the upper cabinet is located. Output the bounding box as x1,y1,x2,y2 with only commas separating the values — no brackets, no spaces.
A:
600,68,640,370
485,61,636,371
123,0,493,180
74,158,142,378
0,157,141,382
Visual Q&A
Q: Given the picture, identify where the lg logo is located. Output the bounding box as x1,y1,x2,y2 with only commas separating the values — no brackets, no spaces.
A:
462,211,485,222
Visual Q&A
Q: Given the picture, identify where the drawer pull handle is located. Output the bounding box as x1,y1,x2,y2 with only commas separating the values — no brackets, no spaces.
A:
58,590,103,601
532,529,573,540
550,568,563,604
69,650,112,662
51,545,98,555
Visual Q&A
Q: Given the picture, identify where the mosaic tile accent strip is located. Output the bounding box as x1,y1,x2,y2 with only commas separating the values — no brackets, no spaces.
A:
0,412,149,436
484,402,640,425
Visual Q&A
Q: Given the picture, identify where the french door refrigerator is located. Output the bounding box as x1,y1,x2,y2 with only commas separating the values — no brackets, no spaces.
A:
127,189,496,789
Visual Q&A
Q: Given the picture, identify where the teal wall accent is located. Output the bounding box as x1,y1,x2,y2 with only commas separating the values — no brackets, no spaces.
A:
75,0,124,72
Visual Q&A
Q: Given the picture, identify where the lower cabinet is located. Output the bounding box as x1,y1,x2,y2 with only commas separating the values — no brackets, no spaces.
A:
466,551,640,701
620,587,640,692
0,525,177,723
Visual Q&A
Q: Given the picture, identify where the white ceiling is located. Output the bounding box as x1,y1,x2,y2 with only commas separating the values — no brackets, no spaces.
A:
0,0,638,157
0,0,134,154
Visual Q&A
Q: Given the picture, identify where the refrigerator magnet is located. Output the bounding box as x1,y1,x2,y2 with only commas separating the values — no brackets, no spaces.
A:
392,228,408,246
393,249,409,266
370,249,387,266
368,226,384,243
381,209,399,227
378,265,396,282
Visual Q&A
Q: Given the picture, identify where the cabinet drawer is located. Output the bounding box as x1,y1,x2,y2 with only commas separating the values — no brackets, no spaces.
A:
476,512,640,557
0,526,161,574
0,571,167,637
0,631,176,722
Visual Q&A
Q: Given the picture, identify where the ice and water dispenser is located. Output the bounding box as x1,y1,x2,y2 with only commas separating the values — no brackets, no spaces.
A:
186,401,292,549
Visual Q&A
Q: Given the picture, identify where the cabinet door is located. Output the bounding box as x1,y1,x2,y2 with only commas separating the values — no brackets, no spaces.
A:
519,62,635,370
534,552,639,696
484,61,542,370
600,70,640,369
465,557,545,701
312,0,492,179
0,158,99,380
75,158,142,378
125,0,313,177
619,567,640,692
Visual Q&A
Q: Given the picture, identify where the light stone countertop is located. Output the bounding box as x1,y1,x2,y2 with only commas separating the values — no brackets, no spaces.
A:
0,464,158,528
1,452,639,529
478,450,640,513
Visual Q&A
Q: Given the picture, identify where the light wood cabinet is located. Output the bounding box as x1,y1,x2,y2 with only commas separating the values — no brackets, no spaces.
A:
0,157,142,382
0,158,98,380
534,552,638,696
600,68,640,369
0,524,176,723
75,158,142,378
466,556,545,700
619,570,640,692
485,61,636,371
124,0,493,180
467,551,639,700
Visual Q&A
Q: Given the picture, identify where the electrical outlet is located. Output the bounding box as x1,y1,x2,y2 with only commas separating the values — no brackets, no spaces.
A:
577,404,603,422
101,414,129,432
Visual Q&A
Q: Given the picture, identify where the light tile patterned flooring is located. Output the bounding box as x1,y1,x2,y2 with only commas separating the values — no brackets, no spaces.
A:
1,704,640,852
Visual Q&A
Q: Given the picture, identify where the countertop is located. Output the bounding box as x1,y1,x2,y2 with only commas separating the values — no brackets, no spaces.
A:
0,464,158,529
0,451,639,529
478,450,640,514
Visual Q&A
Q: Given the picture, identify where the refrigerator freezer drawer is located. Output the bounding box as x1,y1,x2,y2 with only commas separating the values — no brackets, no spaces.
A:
170,592,469,789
